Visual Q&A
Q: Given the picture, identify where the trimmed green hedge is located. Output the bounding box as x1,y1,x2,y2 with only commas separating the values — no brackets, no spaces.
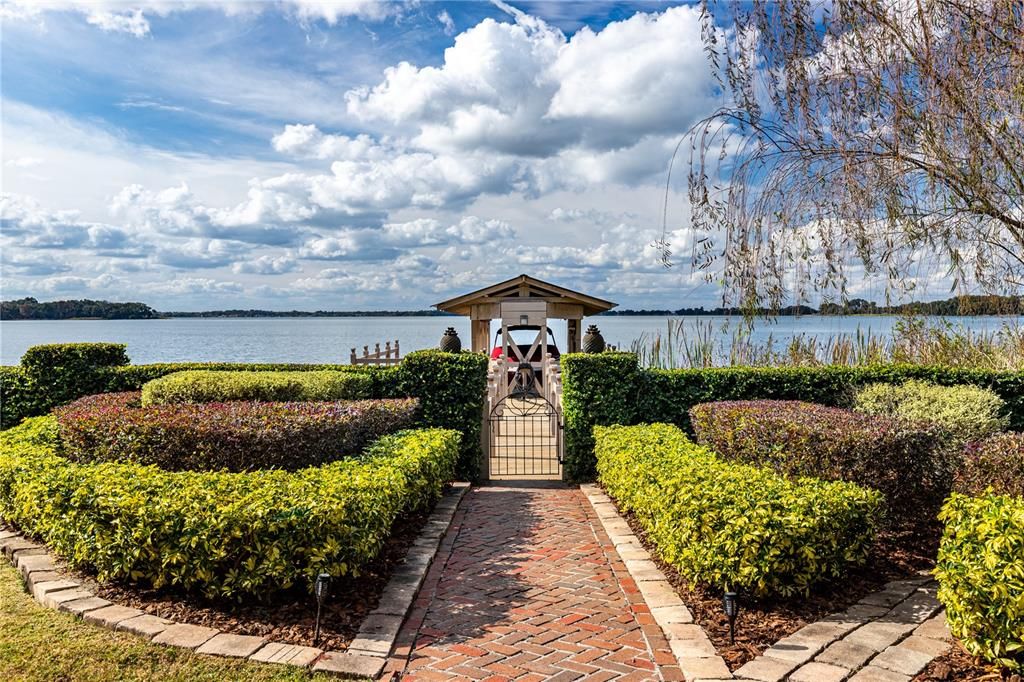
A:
0,416,459,600
382,350,487,480
561,353,641,481
1,344,130,428
936,492,1024,670
0,367,36,432
595,423,883,596
561,353,1024,481
141,370,375,405
57,392,419,472
2,345,487,479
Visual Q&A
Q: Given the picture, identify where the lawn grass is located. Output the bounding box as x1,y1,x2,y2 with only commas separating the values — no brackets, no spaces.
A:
0,564,340,681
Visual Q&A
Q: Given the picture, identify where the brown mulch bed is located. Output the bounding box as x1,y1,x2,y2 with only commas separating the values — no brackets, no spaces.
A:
913,641,1021,681
71,506,433,652
611,493,943,671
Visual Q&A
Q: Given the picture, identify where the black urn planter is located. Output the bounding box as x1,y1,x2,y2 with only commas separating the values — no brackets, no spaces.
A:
439,327,462,353
582,325,606,353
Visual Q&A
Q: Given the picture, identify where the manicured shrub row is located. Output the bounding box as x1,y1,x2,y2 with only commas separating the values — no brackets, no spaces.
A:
56,392,419,472
935,492,1024,670
560,353,1024,481
956,432,1024,498
141,370,375,406
20,342,130,373
2,345,487,479
854,380,1007,444
0,416,459,600
0,367,36,432
562,353,642,481
105,362,364,392
380,351,487,480
1,343,130,428
689,400,952,509
594,423,883,596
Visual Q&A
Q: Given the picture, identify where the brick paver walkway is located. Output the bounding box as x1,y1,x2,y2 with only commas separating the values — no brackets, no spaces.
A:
387,485,680,681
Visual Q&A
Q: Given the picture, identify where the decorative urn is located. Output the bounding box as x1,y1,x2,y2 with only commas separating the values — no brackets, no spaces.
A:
582,325,606,353
439,327,462,353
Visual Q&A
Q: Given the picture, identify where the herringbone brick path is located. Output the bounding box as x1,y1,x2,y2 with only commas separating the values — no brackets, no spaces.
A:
386,485,681,681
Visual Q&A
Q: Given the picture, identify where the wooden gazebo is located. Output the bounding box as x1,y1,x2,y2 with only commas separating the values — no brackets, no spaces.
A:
433,274,617,354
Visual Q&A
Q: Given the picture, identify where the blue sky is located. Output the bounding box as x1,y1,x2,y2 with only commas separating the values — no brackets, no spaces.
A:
0,0,918,310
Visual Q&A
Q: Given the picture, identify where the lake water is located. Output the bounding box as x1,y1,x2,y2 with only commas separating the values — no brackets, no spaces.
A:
1,315,1020,366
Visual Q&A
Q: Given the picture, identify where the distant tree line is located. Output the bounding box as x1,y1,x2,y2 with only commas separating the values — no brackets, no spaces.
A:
164,309,454,318
1,298,160,320
817,296,1024,316
602,305,818,316
0,298,453,320
2,295,1020,321
604,296,1023,317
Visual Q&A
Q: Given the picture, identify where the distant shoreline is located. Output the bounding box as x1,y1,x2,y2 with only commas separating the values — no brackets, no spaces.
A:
3,295,1022,320
4,312,1024,321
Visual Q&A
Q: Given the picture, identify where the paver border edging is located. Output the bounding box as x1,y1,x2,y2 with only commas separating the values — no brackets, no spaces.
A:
734,576,952,682
581,484,956,682
0,481,470,680
580,483,733,681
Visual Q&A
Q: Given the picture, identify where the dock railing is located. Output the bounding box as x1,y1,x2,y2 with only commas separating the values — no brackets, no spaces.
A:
350,340,401,366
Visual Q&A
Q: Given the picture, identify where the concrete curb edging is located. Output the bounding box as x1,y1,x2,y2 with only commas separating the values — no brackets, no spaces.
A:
0,481,470,680
580,484,955,682
312,482,470,679
733,576,952,682
580,484,733,681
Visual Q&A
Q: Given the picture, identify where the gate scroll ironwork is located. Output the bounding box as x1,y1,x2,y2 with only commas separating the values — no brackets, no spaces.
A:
487,362,563,480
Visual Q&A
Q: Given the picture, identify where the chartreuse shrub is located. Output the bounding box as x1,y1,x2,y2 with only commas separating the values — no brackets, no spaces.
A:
0,416,459,600
104,362,366,392
956,432,1024,498
855,380,1007,444
935,492,1024,670
141,370,374,405
594,423,883,596
559,352,1024,482
689,400,951,508
57,392,418,472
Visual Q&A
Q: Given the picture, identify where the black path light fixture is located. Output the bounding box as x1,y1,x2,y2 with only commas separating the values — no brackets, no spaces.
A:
722,587,740,643
314,572,331,647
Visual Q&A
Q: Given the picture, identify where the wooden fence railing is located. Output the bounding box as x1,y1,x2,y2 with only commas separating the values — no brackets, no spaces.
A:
350,340,401,366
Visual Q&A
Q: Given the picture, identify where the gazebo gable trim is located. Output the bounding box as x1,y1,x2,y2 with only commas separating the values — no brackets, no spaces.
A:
434,274,616,315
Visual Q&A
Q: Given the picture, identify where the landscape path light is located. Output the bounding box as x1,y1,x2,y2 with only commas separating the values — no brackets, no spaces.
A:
722,588,739,644
314,572,331,646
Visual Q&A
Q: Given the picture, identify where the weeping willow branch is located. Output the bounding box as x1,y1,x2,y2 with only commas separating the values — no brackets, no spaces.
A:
676,0,1024,310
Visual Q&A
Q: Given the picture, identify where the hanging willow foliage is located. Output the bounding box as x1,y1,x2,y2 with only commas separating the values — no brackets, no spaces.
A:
675,0,1024,310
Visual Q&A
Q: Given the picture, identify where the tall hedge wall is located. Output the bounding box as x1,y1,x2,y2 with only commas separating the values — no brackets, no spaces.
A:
561,353,1024,481
1,343,130,428
1,345,487,479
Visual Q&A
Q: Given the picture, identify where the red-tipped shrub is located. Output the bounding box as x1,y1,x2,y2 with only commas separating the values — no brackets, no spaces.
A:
956,432,1024,498
56,392,419,471
689,400,952,508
